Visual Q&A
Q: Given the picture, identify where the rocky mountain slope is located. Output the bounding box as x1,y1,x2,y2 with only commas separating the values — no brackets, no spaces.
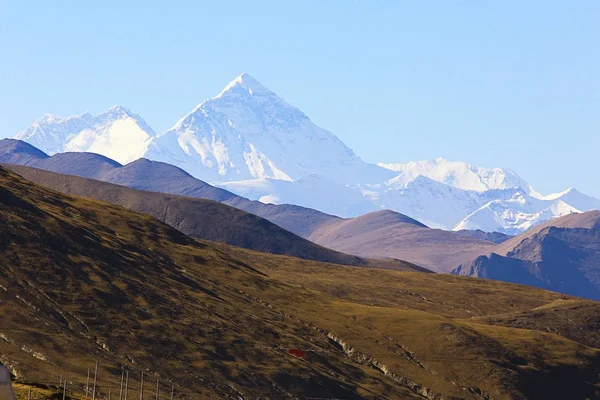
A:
453,211,600,300
1,165,599,399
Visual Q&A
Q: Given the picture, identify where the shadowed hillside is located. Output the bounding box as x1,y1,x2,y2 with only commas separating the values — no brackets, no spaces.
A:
0,140,508,265
1,166,600,399
0,139,341,238
454,211,600,300
100,157,343,238
2,163,422,272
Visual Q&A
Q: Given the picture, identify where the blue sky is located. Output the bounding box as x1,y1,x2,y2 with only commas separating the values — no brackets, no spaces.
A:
1,1,599,196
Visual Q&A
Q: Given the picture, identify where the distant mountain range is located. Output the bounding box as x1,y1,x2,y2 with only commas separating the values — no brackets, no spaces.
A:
3,139,600,301
0,138,500,271
12,73,600,233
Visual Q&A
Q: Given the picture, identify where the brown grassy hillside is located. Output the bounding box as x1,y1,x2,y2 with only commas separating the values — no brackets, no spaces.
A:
3,164,422,272
1,166,599,399
309,210,496,272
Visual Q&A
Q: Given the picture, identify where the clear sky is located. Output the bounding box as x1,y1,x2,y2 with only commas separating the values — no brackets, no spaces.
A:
1,1,599,196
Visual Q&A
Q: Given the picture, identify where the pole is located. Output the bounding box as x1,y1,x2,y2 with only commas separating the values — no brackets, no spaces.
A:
62,379,67,400
92,361,98,400
139,372,144,400
170,386,173,400
124,371,129,400
155,378,159,400
28,387,31,400
85,368,90,399
119,370,124,400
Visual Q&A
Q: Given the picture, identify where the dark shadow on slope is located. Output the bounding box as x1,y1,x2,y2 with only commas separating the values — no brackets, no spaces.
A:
515,353,600,400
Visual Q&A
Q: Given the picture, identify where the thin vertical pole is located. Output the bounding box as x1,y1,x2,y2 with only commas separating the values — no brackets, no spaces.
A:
119,371,125,400
85,368,90,399
170,386,173,400
92,361,98,400
119,370,124,400
155,378,159,400
28,387,31,400
124,371,129,400
62,379,67,400
139,372,144,400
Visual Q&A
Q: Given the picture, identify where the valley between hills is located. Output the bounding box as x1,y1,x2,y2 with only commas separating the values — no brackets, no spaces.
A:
1,163,600,399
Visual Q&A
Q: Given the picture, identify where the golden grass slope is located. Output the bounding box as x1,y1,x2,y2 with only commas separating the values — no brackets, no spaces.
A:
2,163,424,273
0,166,599,399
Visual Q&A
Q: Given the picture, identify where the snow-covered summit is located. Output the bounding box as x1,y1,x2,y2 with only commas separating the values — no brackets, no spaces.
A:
452,198,582,235
145,73,394,184
214,73,275,98
15,106,156,164
378,158,541,196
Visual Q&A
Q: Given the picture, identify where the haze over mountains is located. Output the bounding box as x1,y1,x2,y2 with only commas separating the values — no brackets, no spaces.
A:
0,139,343,238
0,138,503,273
4,139,600,302
13,73,600,233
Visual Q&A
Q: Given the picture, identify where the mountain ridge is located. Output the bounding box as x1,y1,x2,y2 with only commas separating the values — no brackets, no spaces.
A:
308,209,497,272
3,162,424,272
453,210,600,300
11,73,600,233
0,139,344,237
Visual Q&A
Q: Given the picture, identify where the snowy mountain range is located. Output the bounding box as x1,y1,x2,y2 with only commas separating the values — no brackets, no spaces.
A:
15,106,156,165
13,73,600,234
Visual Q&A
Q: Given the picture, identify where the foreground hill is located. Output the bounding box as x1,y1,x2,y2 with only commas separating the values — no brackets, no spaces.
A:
97,157,343,238
0,139,515,253
454,211,600,300
1,166,599,399
0,139,341,237
3,164,419,272
308,210,497,272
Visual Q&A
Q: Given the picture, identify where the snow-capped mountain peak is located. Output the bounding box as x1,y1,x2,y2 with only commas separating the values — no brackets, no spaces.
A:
543,187,576,201
100,104,135,118
377,158,541,197
145,73,394,185
452,197,583,235
215,73,275,98
15,106,156,164
40,113,57,122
